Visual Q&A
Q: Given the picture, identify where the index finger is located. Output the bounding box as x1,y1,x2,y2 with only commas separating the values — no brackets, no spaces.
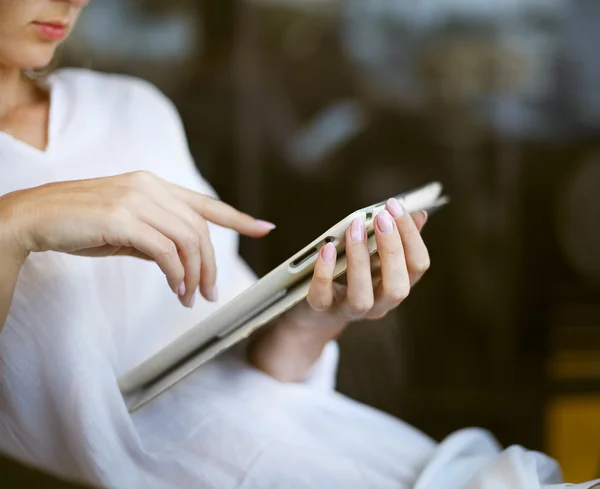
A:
167,182,276,237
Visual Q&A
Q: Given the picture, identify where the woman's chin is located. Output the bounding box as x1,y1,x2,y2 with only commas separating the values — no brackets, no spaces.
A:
24,62,54,72
17,46,57,72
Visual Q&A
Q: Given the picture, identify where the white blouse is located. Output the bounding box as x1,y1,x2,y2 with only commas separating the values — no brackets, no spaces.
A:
0,69,596,489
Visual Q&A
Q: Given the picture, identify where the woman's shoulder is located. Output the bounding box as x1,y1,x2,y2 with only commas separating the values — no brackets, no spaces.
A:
50,68,179,123
47,69,214,194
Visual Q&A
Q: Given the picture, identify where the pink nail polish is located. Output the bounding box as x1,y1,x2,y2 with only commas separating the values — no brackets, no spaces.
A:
377,210,394,233
177,282,186,296
206,285,219,303
387,198,404,218
322,242,336,262
256,220,276,231
350,216,365,242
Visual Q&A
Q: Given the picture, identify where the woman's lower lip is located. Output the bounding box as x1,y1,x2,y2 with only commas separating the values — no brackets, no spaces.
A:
34,23,68,41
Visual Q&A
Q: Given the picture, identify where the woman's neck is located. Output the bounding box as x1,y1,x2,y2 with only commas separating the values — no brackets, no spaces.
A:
0,65,51,151
0,67,37,119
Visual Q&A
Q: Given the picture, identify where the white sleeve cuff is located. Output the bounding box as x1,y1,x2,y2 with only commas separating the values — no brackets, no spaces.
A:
300,340,339,393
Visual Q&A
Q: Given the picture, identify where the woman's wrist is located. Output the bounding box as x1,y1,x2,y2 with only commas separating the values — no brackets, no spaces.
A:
0,199,29,331
275,312,347,344
0,197,29,267
247,315,346,382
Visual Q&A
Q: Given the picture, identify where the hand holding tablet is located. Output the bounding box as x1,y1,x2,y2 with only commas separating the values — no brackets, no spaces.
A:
119,182,449,411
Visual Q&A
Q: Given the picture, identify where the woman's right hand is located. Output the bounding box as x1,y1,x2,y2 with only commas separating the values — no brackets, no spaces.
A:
0,171,275,307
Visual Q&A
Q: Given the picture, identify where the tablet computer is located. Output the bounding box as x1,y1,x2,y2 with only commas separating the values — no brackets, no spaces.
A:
119,182,449,411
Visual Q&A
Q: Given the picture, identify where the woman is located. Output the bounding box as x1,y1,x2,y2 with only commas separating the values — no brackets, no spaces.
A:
0,1,597,488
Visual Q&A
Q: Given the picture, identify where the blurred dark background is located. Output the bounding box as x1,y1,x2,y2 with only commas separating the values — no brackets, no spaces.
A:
55,0,600,482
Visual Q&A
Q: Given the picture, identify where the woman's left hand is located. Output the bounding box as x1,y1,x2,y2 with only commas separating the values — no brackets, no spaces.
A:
291,197,429,329
248,198,430,381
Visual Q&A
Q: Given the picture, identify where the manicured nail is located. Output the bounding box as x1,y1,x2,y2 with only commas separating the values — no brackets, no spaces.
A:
205,285,219,303
256,220,276,232
187,293,196,308
177,282,186,296
387,198,404,218
376,209,395,234
420,210,429,226
322,242,336,262
350,216,365,242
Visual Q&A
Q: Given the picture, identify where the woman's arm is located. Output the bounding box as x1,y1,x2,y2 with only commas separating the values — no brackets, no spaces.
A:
0,173,274,331
0,216,28,331
248,313,346,383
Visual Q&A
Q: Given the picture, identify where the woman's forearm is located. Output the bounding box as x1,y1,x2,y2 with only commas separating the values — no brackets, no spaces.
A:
0,218,27,332
247,316,346,382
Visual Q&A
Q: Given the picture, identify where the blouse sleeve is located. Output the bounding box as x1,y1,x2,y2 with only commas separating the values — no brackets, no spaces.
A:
300,340,339,392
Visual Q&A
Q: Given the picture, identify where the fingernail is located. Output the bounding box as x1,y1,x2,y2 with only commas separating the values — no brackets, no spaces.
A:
188,293,196,308
420,210,429,226
256,220,276,232
206,285,219,303
350,216,365,242
376,209,394,234
387,198,404,218
177,282,186,296
322,242,336,262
